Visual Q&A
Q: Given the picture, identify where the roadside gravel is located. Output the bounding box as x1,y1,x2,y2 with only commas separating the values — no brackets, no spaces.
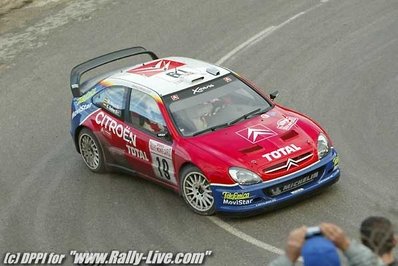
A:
0,0,68,34
0,0,31,15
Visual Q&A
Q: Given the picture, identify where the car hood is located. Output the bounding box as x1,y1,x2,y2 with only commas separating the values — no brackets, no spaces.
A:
190,106,320,181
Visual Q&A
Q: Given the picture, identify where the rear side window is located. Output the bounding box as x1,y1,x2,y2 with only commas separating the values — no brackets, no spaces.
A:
93,86,128,118
129,89,166,133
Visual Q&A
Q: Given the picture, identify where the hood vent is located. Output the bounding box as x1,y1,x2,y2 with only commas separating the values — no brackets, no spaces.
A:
281,130,298,141
240,145,264,154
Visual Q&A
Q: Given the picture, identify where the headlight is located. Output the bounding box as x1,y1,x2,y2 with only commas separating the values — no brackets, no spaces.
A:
229,167,262,185
317,133,330,159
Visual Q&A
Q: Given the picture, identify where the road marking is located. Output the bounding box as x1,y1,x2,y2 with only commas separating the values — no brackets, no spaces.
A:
208,216,284,255
216,1,324,66
211,0,329,256
216,26,275,65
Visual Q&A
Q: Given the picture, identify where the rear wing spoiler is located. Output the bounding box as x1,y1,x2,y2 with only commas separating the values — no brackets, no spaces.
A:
70,46,158,97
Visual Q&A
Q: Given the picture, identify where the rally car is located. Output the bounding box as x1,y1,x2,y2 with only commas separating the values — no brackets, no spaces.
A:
70,46,340,215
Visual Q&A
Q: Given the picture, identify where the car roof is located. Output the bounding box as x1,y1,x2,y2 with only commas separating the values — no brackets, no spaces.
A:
108,57,230,96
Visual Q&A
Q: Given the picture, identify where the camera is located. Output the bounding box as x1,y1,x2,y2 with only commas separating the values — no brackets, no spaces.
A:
306,226,322,238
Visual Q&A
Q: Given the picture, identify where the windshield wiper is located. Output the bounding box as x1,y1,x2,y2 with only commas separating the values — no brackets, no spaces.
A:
192,107,271,136
192,123,229,136
247,107,272,119
228,108,262,126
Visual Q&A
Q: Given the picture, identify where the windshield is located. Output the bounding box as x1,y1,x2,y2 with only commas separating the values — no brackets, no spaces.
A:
163,74,273,136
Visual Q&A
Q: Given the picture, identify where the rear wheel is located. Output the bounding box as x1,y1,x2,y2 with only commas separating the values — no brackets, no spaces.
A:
180,166,215,215
78,128,106,173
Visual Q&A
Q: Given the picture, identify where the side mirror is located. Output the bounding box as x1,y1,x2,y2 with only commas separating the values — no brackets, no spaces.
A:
157,130,172,141
269,90,279,101
157,131,167,138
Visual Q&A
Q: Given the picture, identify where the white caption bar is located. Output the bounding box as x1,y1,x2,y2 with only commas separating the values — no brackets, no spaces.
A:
3,250,213,265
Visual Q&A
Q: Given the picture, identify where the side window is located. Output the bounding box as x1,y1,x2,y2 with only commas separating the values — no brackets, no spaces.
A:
93,86,128,118
129,90,166,133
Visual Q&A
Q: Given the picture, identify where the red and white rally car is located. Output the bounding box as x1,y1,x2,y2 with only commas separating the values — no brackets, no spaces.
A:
70,46,340,215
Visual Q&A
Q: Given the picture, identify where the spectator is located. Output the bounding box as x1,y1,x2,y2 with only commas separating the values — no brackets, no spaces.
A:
269,223,384,266
360,216,397,266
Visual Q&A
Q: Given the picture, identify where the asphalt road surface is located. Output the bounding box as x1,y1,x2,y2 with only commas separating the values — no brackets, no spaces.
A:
1,0,397,265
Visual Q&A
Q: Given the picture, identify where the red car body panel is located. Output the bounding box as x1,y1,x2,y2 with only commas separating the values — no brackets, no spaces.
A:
70,51,340,214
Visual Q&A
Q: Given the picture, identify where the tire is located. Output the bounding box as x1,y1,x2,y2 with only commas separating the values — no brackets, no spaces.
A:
78,128,106,173
180,166,215,215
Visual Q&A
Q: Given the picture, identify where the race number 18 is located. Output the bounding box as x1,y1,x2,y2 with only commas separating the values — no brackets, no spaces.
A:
149,139,177,185
155,156,170,180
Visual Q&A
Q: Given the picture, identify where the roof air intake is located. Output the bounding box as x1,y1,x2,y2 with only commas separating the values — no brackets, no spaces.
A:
206,67,220,76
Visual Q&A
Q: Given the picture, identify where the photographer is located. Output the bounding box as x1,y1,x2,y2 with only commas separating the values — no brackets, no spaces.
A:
360,216,397,266
269,223,384,266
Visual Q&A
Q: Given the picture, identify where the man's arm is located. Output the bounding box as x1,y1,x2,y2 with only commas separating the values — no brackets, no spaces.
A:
344,240,386,266
320,223,385,266
268,226,307,266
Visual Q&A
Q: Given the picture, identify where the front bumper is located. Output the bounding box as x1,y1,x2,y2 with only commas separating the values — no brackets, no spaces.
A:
210,148,340,214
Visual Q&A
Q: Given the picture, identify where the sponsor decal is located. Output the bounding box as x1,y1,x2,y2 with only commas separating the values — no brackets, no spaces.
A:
263,144,301,162
95,111,149,162
222,192,250,200
261,114,270,119
223,76,232,83
332,155,340,171
95,112,137,146
277,116,298,131
103,103,121,117
126,145,149,161
128,59,185,77
236,124,277,144
162,75,236,105
95,112,151,162
222,192,253,206
268,171,319,196
192,84,214,95
170,94,179,101
77,89,96,104
333,155,340,166
72,103,92,119
223,199,254,205
149,140,172,159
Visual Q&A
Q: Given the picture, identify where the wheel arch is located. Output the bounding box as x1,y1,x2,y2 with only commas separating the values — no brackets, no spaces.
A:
177,162,197,194
178,162,215,215
75,126,109,166
73,125,85,153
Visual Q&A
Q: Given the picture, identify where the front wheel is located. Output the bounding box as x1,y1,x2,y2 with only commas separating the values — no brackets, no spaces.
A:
78,128,106,173
180,166,215,215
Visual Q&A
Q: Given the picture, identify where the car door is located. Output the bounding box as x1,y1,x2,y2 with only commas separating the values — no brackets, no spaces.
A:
126,88,178,186
91,85,131,167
